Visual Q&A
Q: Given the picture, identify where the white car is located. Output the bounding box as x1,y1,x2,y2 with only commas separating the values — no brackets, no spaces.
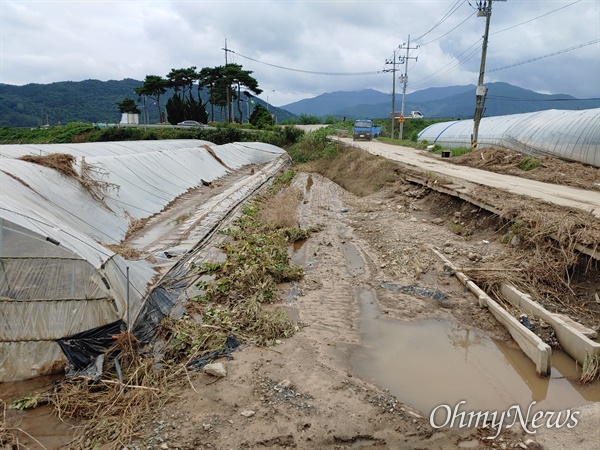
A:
410,111,424,119
177,120,201,126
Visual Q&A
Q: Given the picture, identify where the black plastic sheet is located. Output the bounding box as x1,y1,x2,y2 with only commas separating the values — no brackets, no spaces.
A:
58,320,125,371
187,335,240,371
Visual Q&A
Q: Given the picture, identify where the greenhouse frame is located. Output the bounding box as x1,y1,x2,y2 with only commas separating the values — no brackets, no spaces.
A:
0,139,288,381
418,108,600,168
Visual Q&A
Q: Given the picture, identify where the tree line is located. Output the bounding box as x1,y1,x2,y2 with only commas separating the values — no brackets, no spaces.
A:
117,65,272,126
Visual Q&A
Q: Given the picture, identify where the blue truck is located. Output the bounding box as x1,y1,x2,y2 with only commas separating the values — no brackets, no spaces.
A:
353,119,382,141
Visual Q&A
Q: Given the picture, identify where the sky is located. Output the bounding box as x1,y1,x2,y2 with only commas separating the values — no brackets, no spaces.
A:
1,0,599,107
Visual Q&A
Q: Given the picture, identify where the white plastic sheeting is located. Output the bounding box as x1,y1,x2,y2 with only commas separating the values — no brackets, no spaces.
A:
0,139,287,381
417,109,600,167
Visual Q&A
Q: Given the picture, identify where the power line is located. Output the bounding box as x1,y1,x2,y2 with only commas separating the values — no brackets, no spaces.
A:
419,11,477,47
491,0,583,36
488,39,600,73
409,40,482,89
227,49,383,76
413,0,466,42
488,95,600,102
410,0,587,90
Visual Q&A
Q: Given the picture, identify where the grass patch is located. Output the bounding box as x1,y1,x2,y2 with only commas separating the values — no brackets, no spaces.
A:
518,157,542,171
581,351,600,384
289,131,400,197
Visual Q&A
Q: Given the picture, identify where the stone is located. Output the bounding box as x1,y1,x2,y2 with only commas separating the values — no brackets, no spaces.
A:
204,362,227,378
240,410,256,418
524,439,543,450
279,379,292,388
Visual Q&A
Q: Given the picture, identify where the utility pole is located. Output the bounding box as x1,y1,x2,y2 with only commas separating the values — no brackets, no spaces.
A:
222,39,232,122
472,0,505,149
398,35,419,140
384,50,402,140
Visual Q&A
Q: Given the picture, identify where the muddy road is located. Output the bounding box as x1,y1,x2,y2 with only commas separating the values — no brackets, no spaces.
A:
4,138,599,450
129,162,599,449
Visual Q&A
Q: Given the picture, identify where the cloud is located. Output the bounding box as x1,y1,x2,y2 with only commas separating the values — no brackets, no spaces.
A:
1,0,598,106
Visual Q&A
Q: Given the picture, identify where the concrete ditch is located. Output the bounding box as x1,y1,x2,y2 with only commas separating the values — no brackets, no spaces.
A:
430,246,552,376
500,284,600,367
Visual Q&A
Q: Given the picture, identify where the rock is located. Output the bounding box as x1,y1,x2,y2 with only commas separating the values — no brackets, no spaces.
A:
279,379,292,388
409,216,418,222
240,410,256,418
431,218,444,225
524,439,543,450
510,235,520,246
443,247,454,254
204,362,227,378
160,443,169,449
202,423,211,431
481,239,490,244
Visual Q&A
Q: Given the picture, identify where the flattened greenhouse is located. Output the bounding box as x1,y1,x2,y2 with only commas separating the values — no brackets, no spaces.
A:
0,139,288,381
418,108,600,168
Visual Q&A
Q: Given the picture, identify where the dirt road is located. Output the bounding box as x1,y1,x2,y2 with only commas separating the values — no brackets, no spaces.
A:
5,137,599,450
132,166,599,450
337,137,600,217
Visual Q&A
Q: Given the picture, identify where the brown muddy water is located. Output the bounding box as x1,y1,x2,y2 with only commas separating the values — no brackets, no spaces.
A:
351,287,600,418
1,374,74,449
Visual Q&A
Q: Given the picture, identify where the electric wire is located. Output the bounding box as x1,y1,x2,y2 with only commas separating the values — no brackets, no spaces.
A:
412,0,466,42
488,39,600,73
491,0,583,36
227,49,383,76
418,11,477,47
487,95,600,102
409,40,482,89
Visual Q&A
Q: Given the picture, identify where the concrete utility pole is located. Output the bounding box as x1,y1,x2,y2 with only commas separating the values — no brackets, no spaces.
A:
222,39,233,122
398,35,419,140
384,50,402,139
472,0,506,149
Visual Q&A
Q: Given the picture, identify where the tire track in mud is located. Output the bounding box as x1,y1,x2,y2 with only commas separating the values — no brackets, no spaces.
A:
291,173,377,349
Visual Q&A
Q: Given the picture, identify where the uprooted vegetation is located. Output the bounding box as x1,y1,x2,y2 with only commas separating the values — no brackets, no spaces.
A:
180,170,317,348
451,146,600,192
7,169,317,449
18,153,119,206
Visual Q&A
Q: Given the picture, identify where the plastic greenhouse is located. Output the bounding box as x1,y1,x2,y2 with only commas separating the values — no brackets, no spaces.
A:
0,139,288,381
417,109,600,168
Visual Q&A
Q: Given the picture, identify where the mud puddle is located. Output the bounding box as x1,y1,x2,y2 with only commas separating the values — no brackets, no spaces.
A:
1,374,74,449
352,288,600,417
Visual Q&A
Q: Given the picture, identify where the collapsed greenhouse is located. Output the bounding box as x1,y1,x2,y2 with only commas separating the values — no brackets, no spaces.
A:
0,139,289,381
418,108,600,168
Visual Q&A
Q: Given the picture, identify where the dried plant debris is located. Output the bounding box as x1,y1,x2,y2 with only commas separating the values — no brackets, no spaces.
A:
19,153,78,178
18,153,119,207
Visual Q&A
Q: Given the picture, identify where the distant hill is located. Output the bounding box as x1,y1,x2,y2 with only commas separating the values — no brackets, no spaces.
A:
282,89,389,117
281,82,599,119
0,79,295,128
2,79,597,128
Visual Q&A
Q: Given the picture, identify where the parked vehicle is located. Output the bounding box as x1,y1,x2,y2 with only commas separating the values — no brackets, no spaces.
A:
177,120,205,127
353,119,382,141
409,111,424,119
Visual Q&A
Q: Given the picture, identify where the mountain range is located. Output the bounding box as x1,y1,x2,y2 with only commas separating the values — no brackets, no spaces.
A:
280,82,599,119
1,79,598,128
